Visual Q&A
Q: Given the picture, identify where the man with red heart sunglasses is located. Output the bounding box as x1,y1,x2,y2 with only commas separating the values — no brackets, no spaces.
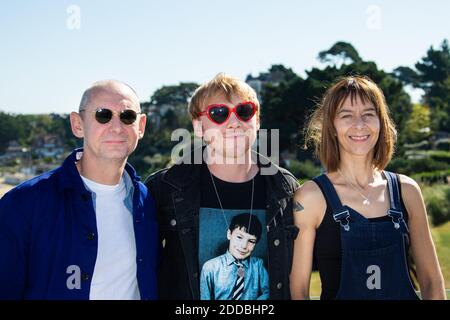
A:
146,73,300,300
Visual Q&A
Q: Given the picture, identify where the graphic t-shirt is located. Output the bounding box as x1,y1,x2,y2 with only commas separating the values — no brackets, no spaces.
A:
199,165,269,300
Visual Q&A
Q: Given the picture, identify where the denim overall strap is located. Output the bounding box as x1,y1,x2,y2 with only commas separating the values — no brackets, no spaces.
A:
313,174,351,232
384,171,408,233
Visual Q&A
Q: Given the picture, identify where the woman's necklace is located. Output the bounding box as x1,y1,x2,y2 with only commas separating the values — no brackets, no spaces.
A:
337,168,373,206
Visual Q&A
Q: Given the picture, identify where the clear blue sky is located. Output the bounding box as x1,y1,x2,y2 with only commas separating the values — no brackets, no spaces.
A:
0,0,448,114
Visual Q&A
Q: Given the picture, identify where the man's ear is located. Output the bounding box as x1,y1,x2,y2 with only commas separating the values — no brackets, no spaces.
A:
192,119,203,138
227,229,231,241
70,112,85,138
138,114,147,139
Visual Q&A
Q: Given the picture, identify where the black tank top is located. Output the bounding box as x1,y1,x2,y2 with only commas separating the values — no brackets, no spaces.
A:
312,174,410,300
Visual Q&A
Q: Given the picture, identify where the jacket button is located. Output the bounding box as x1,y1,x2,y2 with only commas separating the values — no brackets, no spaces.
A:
170,219,177,226
276,282,283,290
81,273,90,281
137,257,143,263
274,239,280,247
135,219,141,224
87,232,95,240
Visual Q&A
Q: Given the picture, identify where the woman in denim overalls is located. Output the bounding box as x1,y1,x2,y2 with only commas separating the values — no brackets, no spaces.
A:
290,76,445,300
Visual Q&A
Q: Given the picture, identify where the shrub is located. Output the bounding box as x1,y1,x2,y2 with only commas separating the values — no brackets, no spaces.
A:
427,150,450,164
387,157,448,175
412,169,450,185
422,184,450,226
287,159,322,181
435,139,450,151
403,140,430,150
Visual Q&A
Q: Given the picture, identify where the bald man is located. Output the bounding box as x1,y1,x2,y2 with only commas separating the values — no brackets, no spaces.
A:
0,80,158,300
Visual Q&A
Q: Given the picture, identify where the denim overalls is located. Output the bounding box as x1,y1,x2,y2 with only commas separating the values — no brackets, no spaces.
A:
313,171,419,300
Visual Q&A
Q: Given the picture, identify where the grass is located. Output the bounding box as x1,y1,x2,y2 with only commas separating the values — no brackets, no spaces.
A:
431,221,450,294
309,221,450,299
0,179,13,198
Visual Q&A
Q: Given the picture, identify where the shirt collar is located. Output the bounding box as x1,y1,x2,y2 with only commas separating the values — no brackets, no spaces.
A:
58,148,140,192
225,250,250,268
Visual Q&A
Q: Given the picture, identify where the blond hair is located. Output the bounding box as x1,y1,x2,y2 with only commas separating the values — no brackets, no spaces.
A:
188,73,260,119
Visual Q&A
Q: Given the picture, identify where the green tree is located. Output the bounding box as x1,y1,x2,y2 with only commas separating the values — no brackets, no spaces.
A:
403,104,431,143
318,41,362,66
259,43,413,160
416,40,450,90
259,71,308,153
0,112,18,153
393,39,450,131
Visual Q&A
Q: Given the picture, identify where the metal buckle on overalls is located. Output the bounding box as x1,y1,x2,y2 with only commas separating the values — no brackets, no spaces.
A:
388,209,403,230
333,210,351,232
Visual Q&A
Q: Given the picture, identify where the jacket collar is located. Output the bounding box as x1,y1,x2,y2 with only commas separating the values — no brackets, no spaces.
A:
162,147,296,200
57,148,141,192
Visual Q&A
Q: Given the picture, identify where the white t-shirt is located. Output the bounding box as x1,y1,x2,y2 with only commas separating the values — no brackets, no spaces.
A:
81,174,141,300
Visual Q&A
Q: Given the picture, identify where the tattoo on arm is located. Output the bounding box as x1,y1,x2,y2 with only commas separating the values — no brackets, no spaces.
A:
294,201,304,213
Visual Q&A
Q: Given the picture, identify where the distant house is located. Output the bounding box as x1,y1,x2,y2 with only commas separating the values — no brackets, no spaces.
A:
246,77,264,102
4,140,27,157
144,102,186,129
33,135,65,159
0,140,29,164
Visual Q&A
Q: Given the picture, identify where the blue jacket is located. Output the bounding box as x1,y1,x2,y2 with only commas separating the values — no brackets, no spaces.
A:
0,149,159,300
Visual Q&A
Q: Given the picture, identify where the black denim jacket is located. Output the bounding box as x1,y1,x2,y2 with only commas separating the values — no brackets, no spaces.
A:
145,152,300,300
